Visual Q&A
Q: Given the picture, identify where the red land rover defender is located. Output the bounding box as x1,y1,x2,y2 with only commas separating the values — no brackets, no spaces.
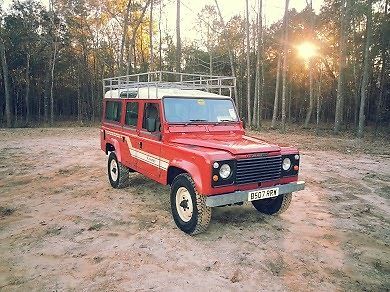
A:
100,71,305,234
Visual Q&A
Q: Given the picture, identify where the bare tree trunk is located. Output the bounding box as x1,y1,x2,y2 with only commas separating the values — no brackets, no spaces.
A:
230,53,239,108
357,0,373,138
257,0,264,128
271,53,281,128
334,0,351,133
316,67,322,134
50,41,58,125
44,65,50,122
24,53,30,124
91,38,97,123
175,0,181,72
375,0,388,133
240,43,245,117
281,0,289,133
149,0,153,70
0,37,11,127
304,0,314,127
214,0,238,108
49,0,56,124
38,94,41,122
140,25,146,64
207,23,213,77
245,0,251,126
288,77,292,122
159,0,162,70
126,0,151,75
126,39,136,75
304,60,314,127
352,6,359,127
77,64,81,122
252,1,263,129
91,81,95,122
252,13,260,127
119,0,132,75
15,90,19,125
209,50,213,76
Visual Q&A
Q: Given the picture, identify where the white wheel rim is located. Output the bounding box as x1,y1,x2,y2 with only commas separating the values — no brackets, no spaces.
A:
176,187,193,222
110,159,118,182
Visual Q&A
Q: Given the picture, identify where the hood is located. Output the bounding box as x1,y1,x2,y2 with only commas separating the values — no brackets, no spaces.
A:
170,133,280,155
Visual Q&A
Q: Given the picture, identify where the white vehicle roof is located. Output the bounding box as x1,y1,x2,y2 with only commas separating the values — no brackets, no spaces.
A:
103,71,236,100
104,87,230,99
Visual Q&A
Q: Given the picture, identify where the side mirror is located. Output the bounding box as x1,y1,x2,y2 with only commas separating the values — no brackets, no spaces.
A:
146,117,156,132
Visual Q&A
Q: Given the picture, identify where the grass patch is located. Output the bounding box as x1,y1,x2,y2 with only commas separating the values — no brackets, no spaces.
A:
45,226,62,236
88,222,104,231
0,206,15,217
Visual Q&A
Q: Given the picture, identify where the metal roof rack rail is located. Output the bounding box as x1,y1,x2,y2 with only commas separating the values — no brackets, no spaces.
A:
103,71,236,99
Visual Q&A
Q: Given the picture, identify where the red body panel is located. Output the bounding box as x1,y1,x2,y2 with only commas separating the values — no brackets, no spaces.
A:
101,98,300,196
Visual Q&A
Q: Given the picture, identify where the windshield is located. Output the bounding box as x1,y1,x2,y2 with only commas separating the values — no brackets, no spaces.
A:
163,97,238,123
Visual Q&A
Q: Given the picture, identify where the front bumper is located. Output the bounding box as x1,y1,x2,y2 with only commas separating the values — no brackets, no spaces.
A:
205,181,305,207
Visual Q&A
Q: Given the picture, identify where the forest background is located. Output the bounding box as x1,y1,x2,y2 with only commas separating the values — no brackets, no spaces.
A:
0,0,388,138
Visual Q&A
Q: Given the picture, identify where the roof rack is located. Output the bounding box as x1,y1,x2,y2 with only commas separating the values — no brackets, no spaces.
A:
103,71,236,99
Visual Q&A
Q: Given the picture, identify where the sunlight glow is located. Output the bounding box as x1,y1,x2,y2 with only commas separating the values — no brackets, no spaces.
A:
297,42,318,60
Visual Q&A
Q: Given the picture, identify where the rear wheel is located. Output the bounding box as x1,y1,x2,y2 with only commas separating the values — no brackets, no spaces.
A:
108,152,129,189
170,174,211,235
251,193,292,215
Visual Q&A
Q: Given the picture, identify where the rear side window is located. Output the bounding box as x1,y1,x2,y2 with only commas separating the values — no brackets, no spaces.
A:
105,101,122,122
125,102,139,127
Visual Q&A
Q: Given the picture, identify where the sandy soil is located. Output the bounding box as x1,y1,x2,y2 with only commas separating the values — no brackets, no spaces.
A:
0,127,389,291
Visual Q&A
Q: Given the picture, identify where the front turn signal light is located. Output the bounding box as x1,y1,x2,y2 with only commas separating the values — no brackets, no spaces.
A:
293,165,299,171
213,175,219,182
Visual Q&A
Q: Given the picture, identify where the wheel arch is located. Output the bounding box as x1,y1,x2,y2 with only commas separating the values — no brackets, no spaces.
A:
105,143,115,153
105,139,122,161
167,166,187,185
167,161,205,194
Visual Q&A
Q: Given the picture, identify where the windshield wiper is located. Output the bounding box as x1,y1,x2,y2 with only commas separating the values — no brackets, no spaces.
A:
170,119,235,126
188,119,208,123
189,119,208,122
218,119,234,123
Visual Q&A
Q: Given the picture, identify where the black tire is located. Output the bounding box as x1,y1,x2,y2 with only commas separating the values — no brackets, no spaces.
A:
107,152,129,189
251,193,292,215
170,173,211,235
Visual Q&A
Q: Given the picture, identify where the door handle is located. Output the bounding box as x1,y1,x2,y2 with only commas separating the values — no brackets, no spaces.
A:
139,141,143,149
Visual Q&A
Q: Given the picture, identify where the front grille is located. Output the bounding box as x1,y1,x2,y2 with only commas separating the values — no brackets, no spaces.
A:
235,155,282,185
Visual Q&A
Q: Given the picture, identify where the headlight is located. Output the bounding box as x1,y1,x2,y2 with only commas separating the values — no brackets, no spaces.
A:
282,158,291,171
219,164,231,179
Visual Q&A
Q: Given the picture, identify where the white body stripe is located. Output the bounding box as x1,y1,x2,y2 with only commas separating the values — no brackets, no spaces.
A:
105,130,169,170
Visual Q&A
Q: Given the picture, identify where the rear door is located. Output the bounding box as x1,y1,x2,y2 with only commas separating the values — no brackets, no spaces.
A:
103,99,127,159
123,100,140,168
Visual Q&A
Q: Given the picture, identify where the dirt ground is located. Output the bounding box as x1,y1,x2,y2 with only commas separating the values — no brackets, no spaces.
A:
0,127,389,291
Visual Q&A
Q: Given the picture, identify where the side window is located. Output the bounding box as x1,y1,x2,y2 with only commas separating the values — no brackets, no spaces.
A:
105,101,122,123
142,103,161,133
125,102,139,127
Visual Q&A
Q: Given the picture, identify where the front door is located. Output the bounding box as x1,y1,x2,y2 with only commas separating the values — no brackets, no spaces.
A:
134,102,163,179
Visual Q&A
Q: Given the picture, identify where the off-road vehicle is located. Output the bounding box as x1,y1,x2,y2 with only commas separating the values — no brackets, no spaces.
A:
100,71,305,234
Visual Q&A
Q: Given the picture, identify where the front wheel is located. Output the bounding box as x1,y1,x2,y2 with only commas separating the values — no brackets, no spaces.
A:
251,193,292,215
170,174,211,235
107,152,129,189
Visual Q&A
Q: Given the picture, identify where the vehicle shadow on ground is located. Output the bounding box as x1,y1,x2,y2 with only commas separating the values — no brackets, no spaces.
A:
127,174,170,211
126,174,275,235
